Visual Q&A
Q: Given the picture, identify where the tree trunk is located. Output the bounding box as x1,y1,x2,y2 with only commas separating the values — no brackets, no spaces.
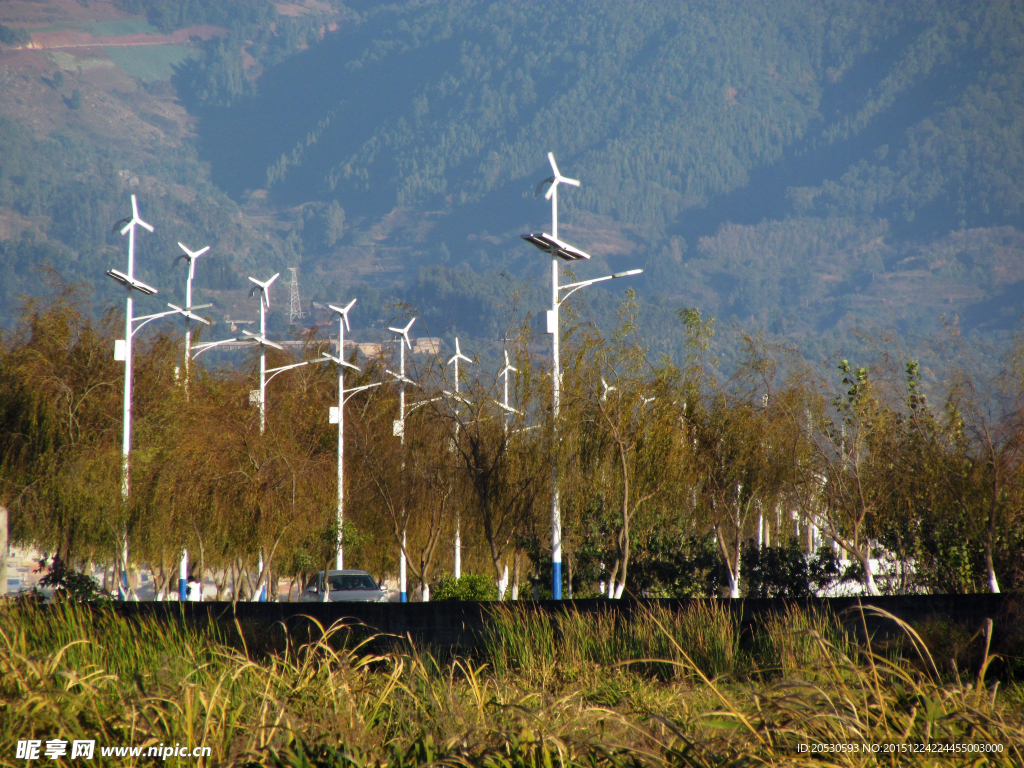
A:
511,550,521,600
859,548,880,596
986,484,1001,593
715,524,741,598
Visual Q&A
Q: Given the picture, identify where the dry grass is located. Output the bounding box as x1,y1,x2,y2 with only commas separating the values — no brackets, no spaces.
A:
0,599,1021,767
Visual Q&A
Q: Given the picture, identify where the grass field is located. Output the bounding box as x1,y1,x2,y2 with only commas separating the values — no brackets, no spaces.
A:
104,45,193,82
87,20,158,37
1,599,1021,766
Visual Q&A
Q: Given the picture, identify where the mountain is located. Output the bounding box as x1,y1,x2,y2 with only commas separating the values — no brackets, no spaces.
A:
1,0,1023,376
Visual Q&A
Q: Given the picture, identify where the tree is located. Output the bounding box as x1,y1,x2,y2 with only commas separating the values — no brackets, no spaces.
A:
564,293,685,599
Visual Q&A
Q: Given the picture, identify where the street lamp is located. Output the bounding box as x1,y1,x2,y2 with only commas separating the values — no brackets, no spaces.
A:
171,242,212,396
170,241,212,601
245,273,282,435
105,194,167,599
446,338,472,579
325,300,362,571
521,152,643,600
385,318,415,602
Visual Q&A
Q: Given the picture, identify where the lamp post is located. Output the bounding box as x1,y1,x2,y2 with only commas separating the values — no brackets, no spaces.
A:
171,241,212,601
446,338,471,579
105,194,174,599
244,273,281,435
326,300,361,570
385,318,415,602
521,153,643,599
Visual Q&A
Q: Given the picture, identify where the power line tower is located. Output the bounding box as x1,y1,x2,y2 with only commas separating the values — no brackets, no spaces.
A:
288,267,305,322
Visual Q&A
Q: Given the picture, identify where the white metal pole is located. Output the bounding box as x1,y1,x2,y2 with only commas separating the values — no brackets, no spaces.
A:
335,314,346,570
399,337,407,603
256,549,266,602
119,224,136,599
550,185,563,600
178,262,194,597
178,548,188,601
259,298,267,435
184,260,194,395
453,350,461,580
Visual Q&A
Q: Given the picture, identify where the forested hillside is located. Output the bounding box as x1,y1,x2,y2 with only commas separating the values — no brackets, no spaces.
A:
0,0,1023,371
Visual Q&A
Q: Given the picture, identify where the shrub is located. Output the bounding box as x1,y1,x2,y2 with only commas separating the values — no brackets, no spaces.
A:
432,573,498,601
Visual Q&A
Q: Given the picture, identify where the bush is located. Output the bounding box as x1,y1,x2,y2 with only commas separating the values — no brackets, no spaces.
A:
0,25,30,46
742,542,844,597
36,557,110,602
432,573,498,601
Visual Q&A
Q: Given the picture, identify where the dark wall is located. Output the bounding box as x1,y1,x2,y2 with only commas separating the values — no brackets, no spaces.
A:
105,593,1014,652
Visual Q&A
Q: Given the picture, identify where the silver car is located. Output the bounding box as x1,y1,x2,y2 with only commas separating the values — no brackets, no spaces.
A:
299,569,389,602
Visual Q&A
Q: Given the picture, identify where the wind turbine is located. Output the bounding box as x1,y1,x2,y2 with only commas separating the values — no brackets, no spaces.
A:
247,273,281,434
601,377,616,402
522,152,643,599
534,151,580,239
499,349,518,420
446,337,472,579
325,299,362,571
105,194,161,600
387,317,415,602
172,242,211,387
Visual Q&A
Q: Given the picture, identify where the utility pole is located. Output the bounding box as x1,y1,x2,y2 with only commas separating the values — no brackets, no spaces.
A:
288,267,305,323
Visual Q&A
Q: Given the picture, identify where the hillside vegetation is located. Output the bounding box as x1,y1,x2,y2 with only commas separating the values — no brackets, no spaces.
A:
0,0,1022,370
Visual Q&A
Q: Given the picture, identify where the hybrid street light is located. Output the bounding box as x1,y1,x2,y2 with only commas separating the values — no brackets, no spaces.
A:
171,241,212,601
105,194,160,600
386,317,416,602
172,242,212,395
324,299,362,570
446,337,472,579
521,152,643,599
498,349,518,422
247,273,282,434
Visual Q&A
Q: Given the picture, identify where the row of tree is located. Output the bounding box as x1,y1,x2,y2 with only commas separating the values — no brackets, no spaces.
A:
1,278,1021,599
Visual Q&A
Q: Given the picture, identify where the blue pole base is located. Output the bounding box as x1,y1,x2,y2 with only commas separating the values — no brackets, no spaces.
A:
552,561,562,600
400,591,407,603
178,578,187,602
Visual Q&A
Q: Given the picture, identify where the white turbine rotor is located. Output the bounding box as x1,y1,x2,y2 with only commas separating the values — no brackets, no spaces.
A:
500,349,518,376
328,298,357,331
543,151,580,201
387,317,416,349
447,337,471,366
248,273,280,308
120,194,155,235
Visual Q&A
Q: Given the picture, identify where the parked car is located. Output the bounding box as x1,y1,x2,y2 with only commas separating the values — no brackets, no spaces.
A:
299,570,389,602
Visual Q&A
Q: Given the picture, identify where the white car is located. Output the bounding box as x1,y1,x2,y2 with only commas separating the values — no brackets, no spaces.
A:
299,569,390,602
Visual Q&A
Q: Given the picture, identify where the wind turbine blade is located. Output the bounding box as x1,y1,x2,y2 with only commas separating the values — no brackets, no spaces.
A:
561,176,580,187
545,181,557,201
266,273,280,288
131,195,139,219
534,176,554,197
547,152,560,178
248,276,264,289
137,217,154,233
112,218,131,234
178,242,210,259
